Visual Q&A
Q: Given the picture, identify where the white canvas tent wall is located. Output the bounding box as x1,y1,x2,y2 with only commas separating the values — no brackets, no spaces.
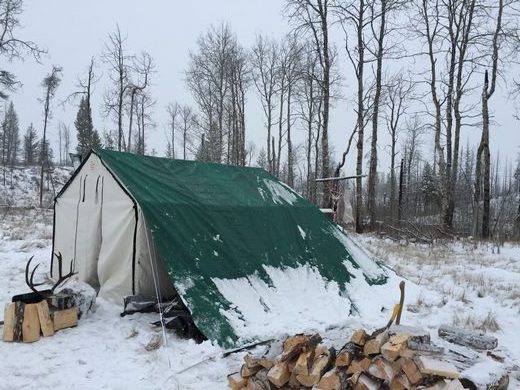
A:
52,152,174,302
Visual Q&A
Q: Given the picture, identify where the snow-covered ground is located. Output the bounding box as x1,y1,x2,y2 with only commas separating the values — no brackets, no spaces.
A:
1,209,519,389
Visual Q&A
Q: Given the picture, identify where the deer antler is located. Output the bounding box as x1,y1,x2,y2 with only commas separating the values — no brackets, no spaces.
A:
50,252,77,293
24,253,77,296
25,256,46,295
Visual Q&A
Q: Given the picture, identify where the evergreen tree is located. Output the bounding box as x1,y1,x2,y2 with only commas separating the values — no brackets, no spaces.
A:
23,123,39,165
420,161,439,212
38,138,53,167
195,133,211,162
256,148,268,170
75,96,101,157
1,101,20,166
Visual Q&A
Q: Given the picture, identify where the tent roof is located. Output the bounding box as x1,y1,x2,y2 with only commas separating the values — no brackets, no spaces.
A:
91,148,387,346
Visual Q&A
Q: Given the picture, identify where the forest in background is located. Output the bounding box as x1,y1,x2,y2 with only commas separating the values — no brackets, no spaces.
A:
1,0,520,241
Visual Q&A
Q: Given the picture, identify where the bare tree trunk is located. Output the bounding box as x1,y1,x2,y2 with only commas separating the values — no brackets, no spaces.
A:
476,0,502,239
287,81,294,187
277,77,285,177
128,89,137,152
39,87,51,207
319,1,331,208
355,0,366,233
367,0,387,230
398,158,404,225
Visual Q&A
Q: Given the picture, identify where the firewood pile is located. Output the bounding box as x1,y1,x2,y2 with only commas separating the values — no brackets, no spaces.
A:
2,253,87,343
228,325,507,390
2,296,78,343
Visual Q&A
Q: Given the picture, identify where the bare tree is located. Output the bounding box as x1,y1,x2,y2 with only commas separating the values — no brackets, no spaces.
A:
384,74,413,219
134,90,154,155
297,45,322,202
127,52,154,152
335,0,372,233
39,65,62,207
284,35,304,186
166,102,180,158
366,0,408,229
186,23,249,165
179,105,197,159
103,25,131,152
285,0,332,206
251,35,279,173
475,0,505,239
0,0,45,98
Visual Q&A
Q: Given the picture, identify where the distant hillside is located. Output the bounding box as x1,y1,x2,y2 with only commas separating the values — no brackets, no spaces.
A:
0,165,73,208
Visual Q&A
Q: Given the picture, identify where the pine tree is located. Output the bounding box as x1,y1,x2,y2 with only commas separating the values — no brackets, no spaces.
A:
256,148,268,170
420,161,439,213
38,138,53,167
195,134,211,162
23,123,39,165
1,101,20,166
75,96,101,157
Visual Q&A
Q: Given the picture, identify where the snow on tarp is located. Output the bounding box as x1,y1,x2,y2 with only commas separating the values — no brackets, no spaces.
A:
93,149,391,347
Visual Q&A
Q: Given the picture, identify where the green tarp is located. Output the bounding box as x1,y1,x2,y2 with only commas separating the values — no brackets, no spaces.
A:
94,149,387,346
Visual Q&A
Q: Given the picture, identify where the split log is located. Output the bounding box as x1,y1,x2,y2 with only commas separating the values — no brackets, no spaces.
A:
249,369,271,390
367,356,400,382
346,357,371,375
390,373,411,390
438,325,498,350
22,303,41,343
292,349,314,376
228,372,248,390
296,347,335,387
354,373,381,390
415,356,459,379
53,308,78,331
399,357,423,386
46,292,75,311
422,379,465,390
241,364,262,378
351,329,368,346
316,368,348,390
282,333,307,352
288,372,300,388
281,333,321,362
36,300,54,337
407,340,444,353
381,341,404,361
364,330,389,355
2,303,15,341
336,342,363,366
13,301,24,341
267,361,290,387
244,354,273,370
389,325,430,344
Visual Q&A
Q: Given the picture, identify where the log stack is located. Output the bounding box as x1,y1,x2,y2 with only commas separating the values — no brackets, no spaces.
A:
2,295,78,343
228,328,469,390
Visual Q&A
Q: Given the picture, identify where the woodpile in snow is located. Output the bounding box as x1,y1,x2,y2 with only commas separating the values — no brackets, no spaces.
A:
228,325,507,389
2,254,96,343
3,293,79,343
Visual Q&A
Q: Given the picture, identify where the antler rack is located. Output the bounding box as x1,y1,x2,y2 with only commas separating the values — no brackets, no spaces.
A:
25,252,77,296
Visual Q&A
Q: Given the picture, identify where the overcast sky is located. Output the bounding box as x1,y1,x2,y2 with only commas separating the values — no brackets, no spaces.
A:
8,0,520,174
